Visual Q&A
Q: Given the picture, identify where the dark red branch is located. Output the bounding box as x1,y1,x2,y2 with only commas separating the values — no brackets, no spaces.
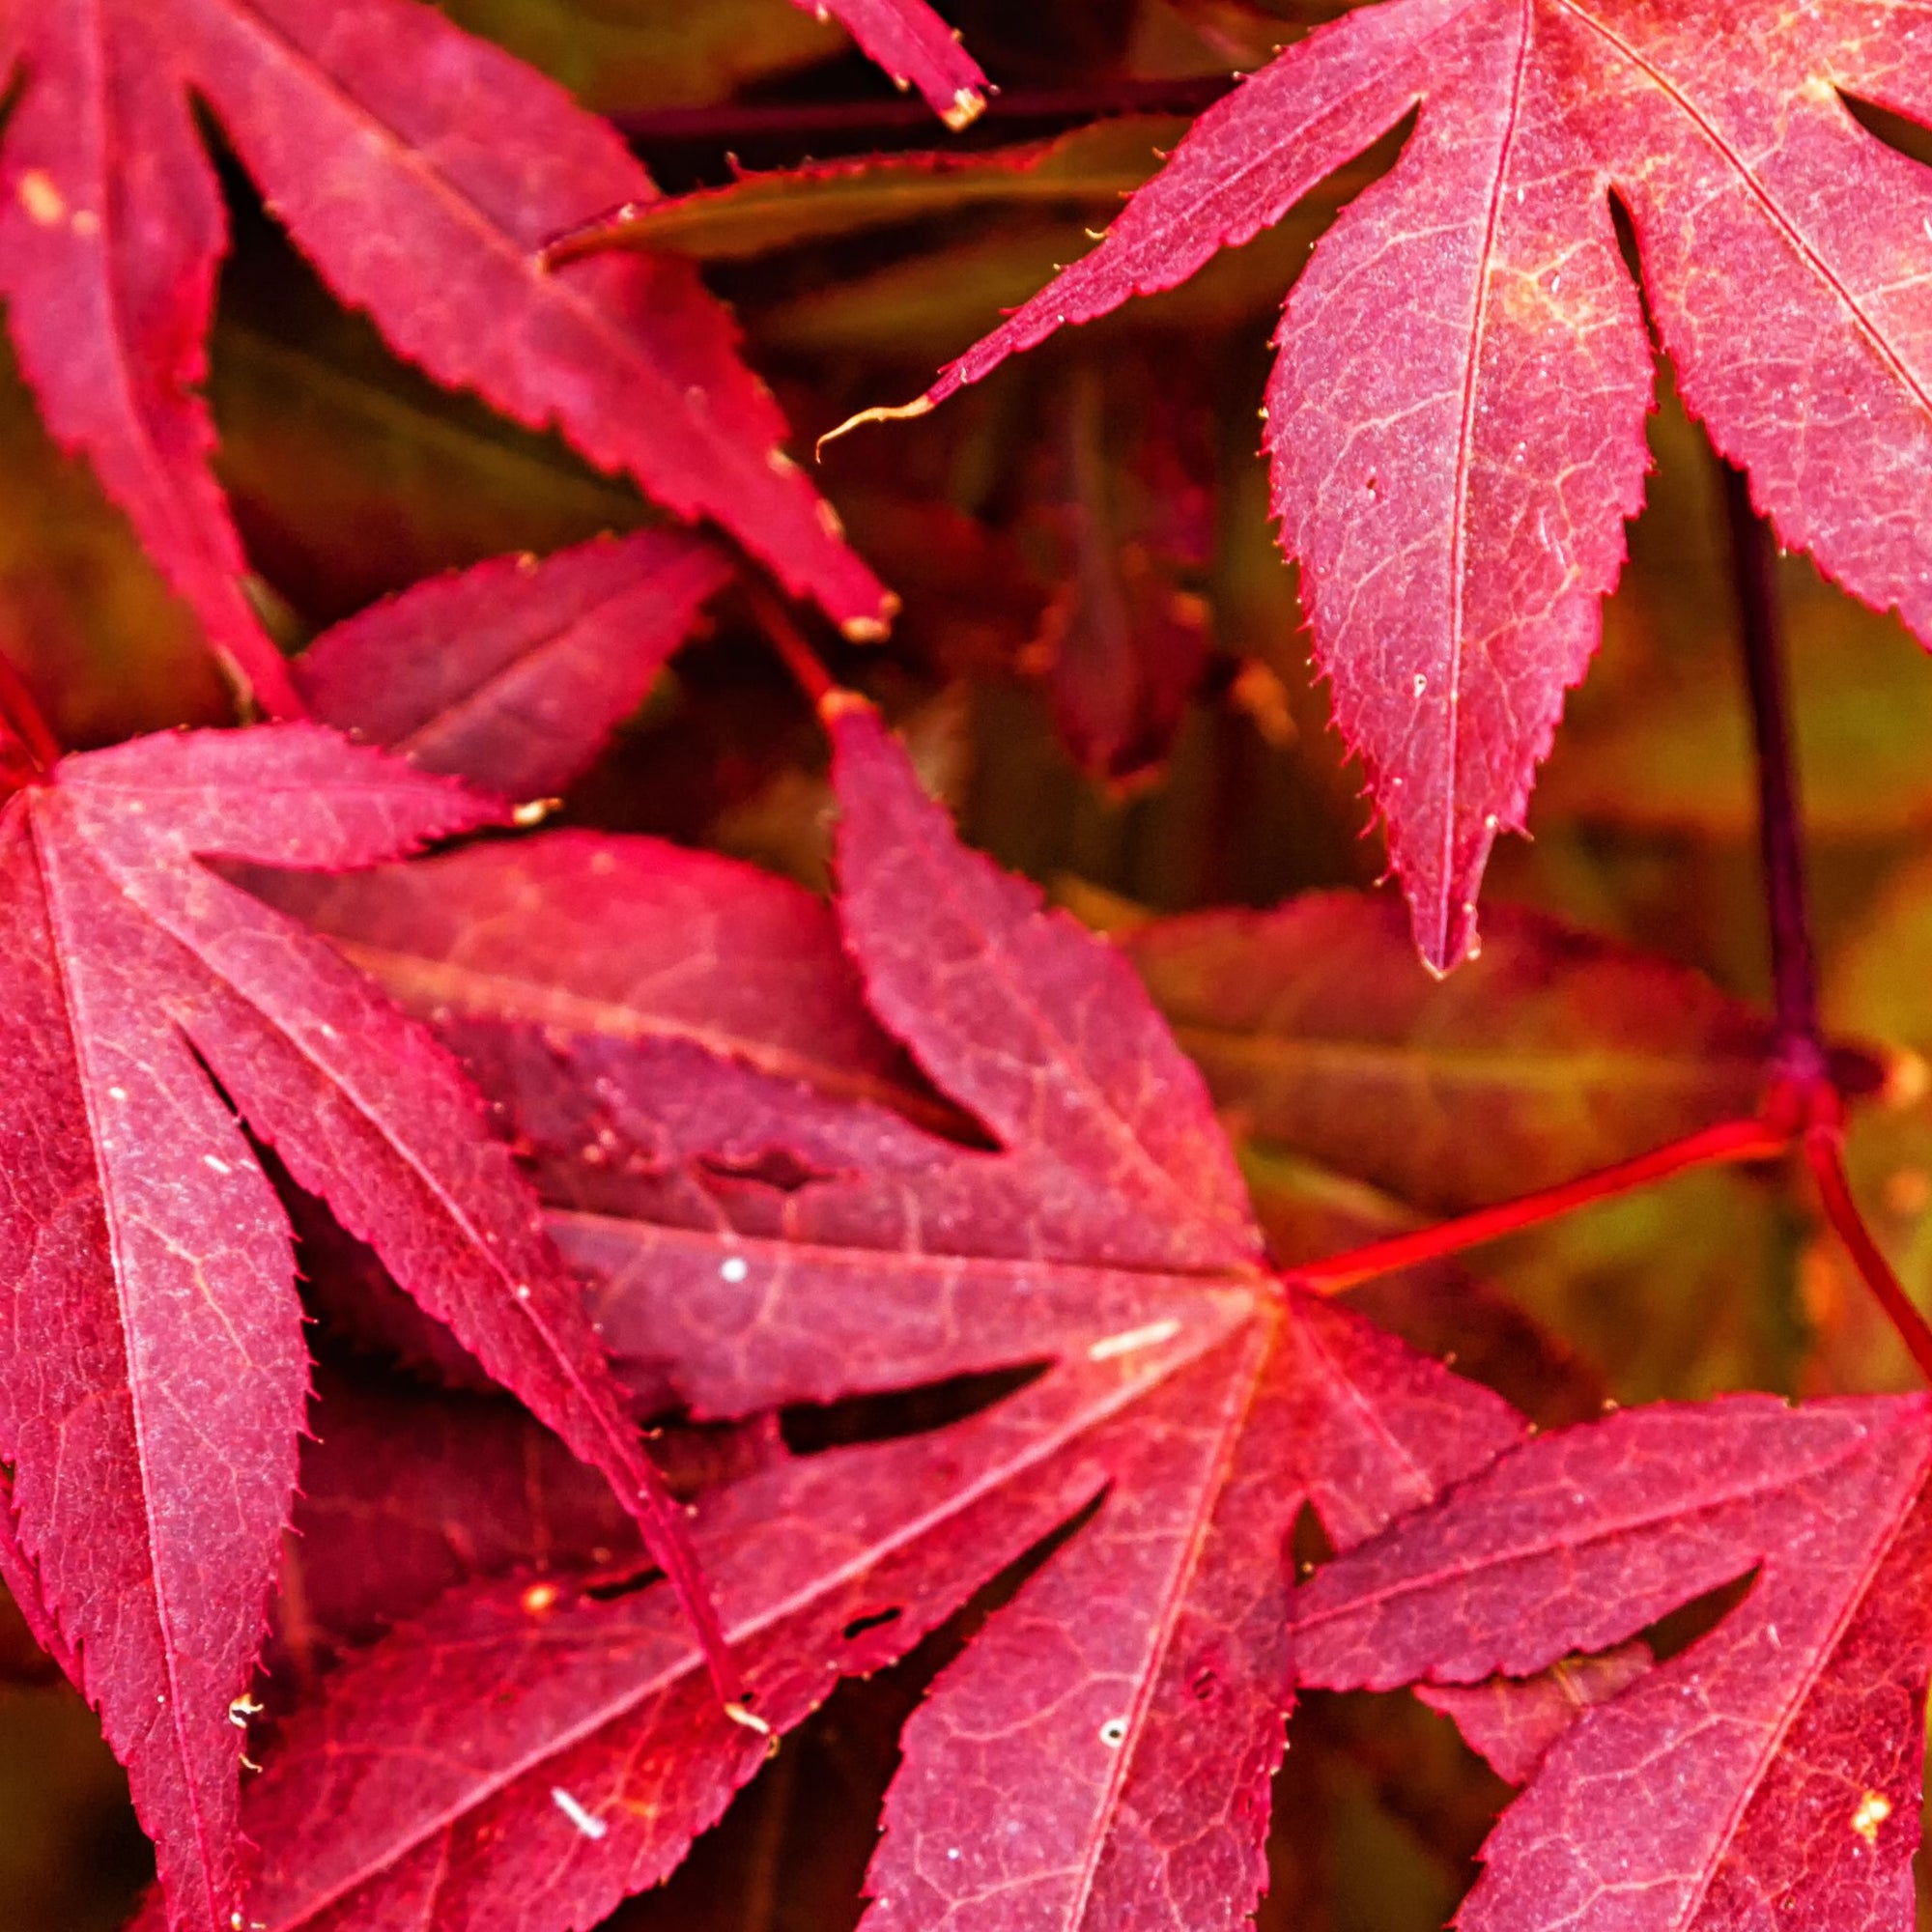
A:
1285,1116,1791,1294
1719,459,1932,1381
612,77,1234,156
1720,461,1823,1078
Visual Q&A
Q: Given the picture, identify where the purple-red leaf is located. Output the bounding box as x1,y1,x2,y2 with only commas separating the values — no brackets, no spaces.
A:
212,1344,1212,1932
902,0,1932,968
256,832,1240,1414
279,1367,778,1664
0,0,887,715
1022,360,1215,783
293,531,732,798
1295,1396,1932,1929
800,0,989,129
249,828,929,1121
259,704,1540,1927
0,725,726,1932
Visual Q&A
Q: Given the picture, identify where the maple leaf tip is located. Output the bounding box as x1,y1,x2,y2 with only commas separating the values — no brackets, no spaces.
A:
816,398,935,461
1416,903,1482,980
943,88,987,132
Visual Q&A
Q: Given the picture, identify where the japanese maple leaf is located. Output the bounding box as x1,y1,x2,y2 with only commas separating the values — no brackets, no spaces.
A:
181,1347,1188,1932
1115,891,1778,1211
292,529,733,799
0,724,727,1932
880,0,1932,967
799,0,989,128
254,699,1532,1928
0,0,888,718
1294,1395,1932,1929
146,1292,1520,1931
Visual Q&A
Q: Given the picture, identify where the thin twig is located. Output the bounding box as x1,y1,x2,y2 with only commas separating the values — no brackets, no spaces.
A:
1284,1116,1791,1294
1720,461,1822,1074
1719,458,1932,1381
612,77,1234,153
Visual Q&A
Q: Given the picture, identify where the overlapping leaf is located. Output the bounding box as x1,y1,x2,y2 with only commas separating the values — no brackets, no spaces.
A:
1295,1395,1932,1928
198,1347,1181,1932
205,1295,1523,1932
1119,891,1775,1210
1414,1642,1653,1785
884,0,1932,967
276,1363,780,1668
0,0,887,715
251,702,1535,1928
1019,358,1215,783
247,700,1932,1931
0,725,725,1932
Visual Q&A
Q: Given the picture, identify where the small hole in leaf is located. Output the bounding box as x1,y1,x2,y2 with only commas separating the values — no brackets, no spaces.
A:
582,1563,663,1603
842,1607,903,1642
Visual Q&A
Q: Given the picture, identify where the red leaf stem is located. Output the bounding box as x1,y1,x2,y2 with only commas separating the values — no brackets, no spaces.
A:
748,583,840,708
1284,1116,1791,1294
1805,1127,1932,1384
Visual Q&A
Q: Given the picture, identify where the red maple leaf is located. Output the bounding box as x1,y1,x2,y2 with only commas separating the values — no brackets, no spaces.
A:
0,724,729,1932
1020,357,1217,784
243,700,1534,1928
1115,890,1777,1212
873,0,1932,967
1414,1641,1654,1786
160,1300,1520,1932
0,0,888,717
249,696,1924,1932
183,1348,1172,1932
1294,1394,1932,1928
253,700,1932,1931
